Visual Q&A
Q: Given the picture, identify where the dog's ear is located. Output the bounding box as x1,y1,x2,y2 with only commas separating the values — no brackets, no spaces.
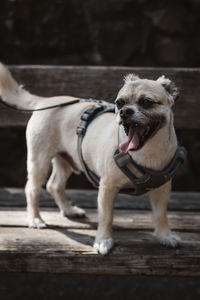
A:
157,75,179,104
124,73,140,83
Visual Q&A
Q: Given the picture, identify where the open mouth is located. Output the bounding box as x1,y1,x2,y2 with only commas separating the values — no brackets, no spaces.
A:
119,121,161,153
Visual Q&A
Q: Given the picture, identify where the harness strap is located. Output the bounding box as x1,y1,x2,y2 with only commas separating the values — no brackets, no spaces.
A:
77,134,100,187
77,104,104,187
114,146,186,195
76,102,115,187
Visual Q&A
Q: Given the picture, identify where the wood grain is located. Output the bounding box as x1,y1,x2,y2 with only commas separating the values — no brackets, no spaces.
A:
0,226,199,276
0,187,199,276
0,66,199,128
1,188,200,212
0,208,200,231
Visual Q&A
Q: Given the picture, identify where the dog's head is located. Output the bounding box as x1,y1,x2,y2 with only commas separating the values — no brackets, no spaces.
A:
115,74,179,153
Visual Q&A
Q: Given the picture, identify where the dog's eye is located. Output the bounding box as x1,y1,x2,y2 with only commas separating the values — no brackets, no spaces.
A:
138,97,155,109
115,98,125,109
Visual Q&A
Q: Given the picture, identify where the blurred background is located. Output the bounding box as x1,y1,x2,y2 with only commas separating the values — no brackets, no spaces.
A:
0,0,200,190
1,0,200,67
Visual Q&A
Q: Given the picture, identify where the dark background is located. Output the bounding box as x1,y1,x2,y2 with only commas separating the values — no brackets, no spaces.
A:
0,0,200,190
1,0,200,67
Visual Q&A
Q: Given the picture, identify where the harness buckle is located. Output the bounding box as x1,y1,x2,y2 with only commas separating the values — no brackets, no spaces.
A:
81,112,91,121
76,126,86,136
178,147,187,161
114,151,131,167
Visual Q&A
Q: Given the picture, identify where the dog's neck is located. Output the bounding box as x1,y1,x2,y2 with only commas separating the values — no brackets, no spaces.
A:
118,119,177,171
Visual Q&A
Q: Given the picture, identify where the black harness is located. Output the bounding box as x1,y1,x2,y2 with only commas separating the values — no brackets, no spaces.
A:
113,147,185,195
76,99,115,187
76,101,186,195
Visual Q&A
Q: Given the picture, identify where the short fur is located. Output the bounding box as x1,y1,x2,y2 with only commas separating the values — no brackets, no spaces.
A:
0,63,181,255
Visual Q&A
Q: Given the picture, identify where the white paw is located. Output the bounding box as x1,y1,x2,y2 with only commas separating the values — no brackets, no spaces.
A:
156,232,182,247
62,206,86,218
93,238,113,255
28,217,47,229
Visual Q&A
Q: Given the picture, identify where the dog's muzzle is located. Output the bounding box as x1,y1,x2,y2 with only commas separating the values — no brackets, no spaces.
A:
119,108,164,153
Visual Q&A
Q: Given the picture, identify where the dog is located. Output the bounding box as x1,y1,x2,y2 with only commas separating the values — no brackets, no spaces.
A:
0,63,181,255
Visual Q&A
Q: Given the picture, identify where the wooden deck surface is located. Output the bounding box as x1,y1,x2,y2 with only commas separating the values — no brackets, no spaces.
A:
0,188,199,276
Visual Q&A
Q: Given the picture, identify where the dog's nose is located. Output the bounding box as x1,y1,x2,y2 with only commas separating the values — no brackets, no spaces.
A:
120,107,134,118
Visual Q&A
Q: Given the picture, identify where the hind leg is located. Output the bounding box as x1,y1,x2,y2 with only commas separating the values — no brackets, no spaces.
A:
26,154,51,229
46,155,85,218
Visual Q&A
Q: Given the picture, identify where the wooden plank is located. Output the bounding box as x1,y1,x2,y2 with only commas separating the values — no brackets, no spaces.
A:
0,205,199,276
0,226,199,276
1,188,200,212
0,65,199,128
0,208,199,232
0,227,199,254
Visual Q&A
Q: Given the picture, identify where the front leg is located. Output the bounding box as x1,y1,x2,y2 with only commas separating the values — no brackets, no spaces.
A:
94,180,118,255
149,180,181,247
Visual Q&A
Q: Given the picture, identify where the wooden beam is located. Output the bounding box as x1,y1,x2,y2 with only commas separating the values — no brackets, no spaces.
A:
0,189,199,276
1,188,200,212
0,214,199,276
0,66,199,128
0,208,199,232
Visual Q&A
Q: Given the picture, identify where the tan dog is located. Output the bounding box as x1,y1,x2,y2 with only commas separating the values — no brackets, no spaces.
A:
0,64,181,255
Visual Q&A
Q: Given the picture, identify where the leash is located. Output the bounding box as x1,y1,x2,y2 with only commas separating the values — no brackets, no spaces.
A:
0,97,80,112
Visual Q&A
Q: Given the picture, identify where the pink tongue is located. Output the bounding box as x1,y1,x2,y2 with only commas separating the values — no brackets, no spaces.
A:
119,129,140,154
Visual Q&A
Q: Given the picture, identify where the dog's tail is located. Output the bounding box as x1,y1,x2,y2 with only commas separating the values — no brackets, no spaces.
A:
0,63,43,110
